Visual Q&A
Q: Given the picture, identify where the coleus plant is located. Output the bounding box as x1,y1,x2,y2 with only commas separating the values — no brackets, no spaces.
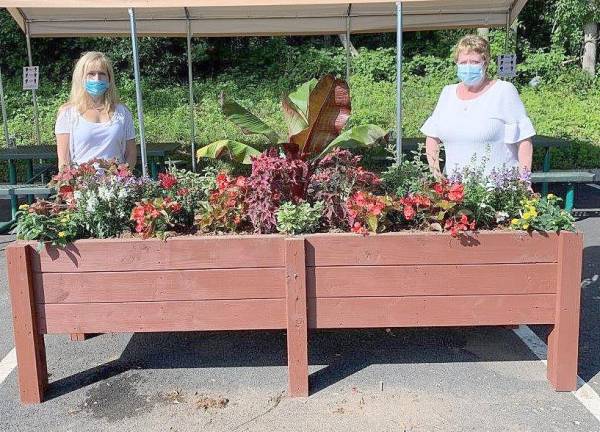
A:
196,74,388,164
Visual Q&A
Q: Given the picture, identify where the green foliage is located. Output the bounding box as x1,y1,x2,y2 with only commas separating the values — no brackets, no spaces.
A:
276,201,324,235
15,203,80,248
510,194,576,232
381,145,434,197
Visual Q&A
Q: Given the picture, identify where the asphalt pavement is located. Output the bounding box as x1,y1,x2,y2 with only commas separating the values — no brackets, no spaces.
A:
0,184,599,432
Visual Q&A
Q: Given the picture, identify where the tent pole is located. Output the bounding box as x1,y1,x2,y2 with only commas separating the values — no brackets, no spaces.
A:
505,13,510,52
128,8,148,178
395,1,403,163
345,5,351,83
25,21,41,146
0,67,11,148
185,9,197,172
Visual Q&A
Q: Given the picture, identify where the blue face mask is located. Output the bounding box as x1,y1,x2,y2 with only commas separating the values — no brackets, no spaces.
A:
457,64,484,86
84,79,109,97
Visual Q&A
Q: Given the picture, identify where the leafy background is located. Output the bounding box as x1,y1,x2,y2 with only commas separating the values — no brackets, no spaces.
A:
0,0,599,172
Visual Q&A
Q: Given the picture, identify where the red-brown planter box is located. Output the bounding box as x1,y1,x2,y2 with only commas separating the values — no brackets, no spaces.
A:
7,231,583,404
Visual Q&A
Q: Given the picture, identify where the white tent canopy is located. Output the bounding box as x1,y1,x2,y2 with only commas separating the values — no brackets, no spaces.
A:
6,1,527,37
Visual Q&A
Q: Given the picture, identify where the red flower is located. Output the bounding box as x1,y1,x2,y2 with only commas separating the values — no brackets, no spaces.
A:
159,172,177,189
176,188,190,197
403,204,416,221
413,194,431,208
448,183,464,202
58,185,74,200
433,182,444,195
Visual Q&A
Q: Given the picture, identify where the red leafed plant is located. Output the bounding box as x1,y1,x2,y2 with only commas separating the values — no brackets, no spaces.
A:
130,197,183,239
196,171,249,233
158,172,178,190
346,191,391,235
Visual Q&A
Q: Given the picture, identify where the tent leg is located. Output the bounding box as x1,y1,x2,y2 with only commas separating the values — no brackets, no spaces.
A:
0,67,11,148
395,1,403,164
25,23,41,147
345,6,351,83
186,15,197,172
128,8,148,178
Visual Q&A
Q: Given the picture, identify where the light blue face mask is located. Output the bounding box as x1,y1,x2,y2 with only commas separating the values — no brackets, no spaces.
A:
457,64,484,86
84,79,109,97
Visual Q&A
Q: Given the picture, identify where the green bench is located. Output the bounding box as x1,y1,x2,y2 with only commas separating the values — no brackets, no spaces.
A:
0,184,54,233
531,171,595,212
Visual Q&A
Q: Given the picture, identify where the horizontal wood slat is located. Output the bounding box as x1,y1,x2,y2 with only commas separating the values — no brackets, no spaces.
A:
308,294,556,328
29,236,286,273
306,232,559,266
34,269,285,304
307,264,557,298
38,299,286,333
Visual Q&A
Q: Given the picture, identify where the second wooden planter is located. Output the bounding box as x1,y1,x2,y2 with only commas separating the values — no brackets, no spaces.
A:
7,231,583,404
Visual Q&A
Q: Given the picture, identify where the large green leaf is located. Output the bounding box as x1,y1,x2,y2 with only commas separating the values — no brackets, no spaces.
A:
318,124,388,158
282,96,308,137
196,140,261,164
287,78,318,121
222,100,280,144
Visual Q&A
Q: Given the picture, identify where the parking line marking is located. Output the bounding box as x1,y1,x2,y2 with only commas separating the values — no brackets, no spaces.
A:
514,325,600,423
0,348,17,385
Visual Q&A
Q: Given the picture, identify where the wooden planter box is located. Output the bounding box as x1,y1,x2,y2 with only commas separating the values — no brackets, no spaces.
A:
7,231,583,404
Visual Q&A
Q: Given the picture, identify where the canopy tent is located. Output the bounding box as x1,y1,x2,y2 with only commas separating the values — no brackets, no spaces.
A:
7,1,527,37
3,0,528,176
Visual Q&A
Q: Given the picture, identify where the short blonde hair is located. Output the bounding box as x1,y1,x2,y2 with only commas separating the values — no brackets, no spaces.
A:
68,51,119,114
453,35,491,68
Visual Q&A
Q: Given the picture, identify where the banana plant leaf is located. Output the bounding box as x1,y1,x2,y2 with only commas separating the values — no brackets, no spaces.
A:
222,100,280,144
196,140,262,164
318,124,389,158
282,97,308,137
286,78,318,121
290,74,351,158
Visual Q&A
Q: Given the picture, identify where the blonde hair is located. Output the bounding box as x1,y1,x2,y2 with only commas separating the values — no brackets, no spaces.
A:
68,51,119,114
453,35,491,68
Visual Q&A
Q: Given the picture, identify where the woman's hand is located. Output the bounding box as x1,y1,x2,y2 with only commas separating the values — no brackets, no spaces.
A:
425,136,444,180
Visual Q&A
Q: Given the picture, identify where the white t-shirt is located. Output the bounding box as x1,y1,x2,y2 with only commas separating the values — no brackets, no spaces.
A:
420,80,535,176
55,104,136,165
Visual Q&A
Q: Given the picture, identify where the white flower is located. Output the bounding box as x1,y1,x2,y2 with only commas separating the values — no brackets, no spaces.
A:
74,190,82,200
117,188,128,199
495,211,509,223
86,195,99,213
98,186,114,201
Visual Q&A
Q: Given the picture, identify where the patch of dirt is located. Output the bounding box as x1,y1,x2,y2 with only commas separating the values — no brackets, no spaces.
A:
195,394,229,411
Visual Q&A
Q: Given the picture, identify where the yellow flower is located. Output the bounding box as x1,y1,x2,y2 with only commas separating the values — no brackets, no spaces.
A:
60,218,67,223
547,193,556,199
511,218,520,225
18,204,29,211
522,223,529,230
58,231,66,238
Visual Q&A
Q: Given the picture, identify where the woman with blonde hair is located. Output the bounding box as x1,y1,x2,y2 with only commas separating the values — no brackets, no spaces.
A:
421,35,535,178
55,51,137,170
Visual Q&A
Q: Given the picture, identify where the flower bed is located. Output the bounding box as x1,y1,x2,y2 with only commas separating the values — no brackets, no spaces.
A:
7,230,582,404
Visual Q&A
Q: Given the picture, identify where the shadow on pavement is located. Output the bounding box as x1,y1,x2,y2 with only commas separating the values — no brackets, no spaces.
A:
44,326,541,400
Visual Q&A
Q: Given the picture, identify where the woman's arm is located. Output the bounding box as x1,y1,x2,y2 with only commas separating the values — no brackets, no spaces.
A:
517,138,533,173
124,139,137,170
425,136,444,180
56,133,71,171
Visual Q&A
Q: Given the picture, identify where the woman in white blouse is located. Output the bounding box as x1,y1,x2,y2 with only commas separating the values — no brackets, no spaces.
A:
55,51,137,171
421,35,535,179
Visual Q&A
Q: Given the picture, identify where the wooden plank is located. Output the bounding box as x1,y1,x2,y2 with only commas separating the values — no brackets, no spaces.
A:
307,264,557,298
35,268,285,304
6,244,47,404
38,299,287,333
28,236,286,273
305,232,559,267
547,232,583,391
308,295,556,328
285,238,309,397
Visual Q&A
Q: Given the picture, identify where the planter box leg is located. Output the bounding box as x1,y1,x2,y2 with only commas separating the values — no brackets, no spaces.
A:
285,238,309,397
7,245,48,404
547,233,583,391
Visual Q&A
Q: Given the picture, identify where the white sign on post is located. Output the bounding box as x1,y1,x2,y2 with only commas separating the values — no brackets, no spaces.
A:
23,66,39,90
497,54,517,79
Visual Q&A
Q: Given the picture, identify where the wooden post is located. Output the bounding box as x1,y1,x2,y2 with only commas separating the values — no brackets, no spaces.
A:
285,238,309,397
6,244,47,404
547,233,583,391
